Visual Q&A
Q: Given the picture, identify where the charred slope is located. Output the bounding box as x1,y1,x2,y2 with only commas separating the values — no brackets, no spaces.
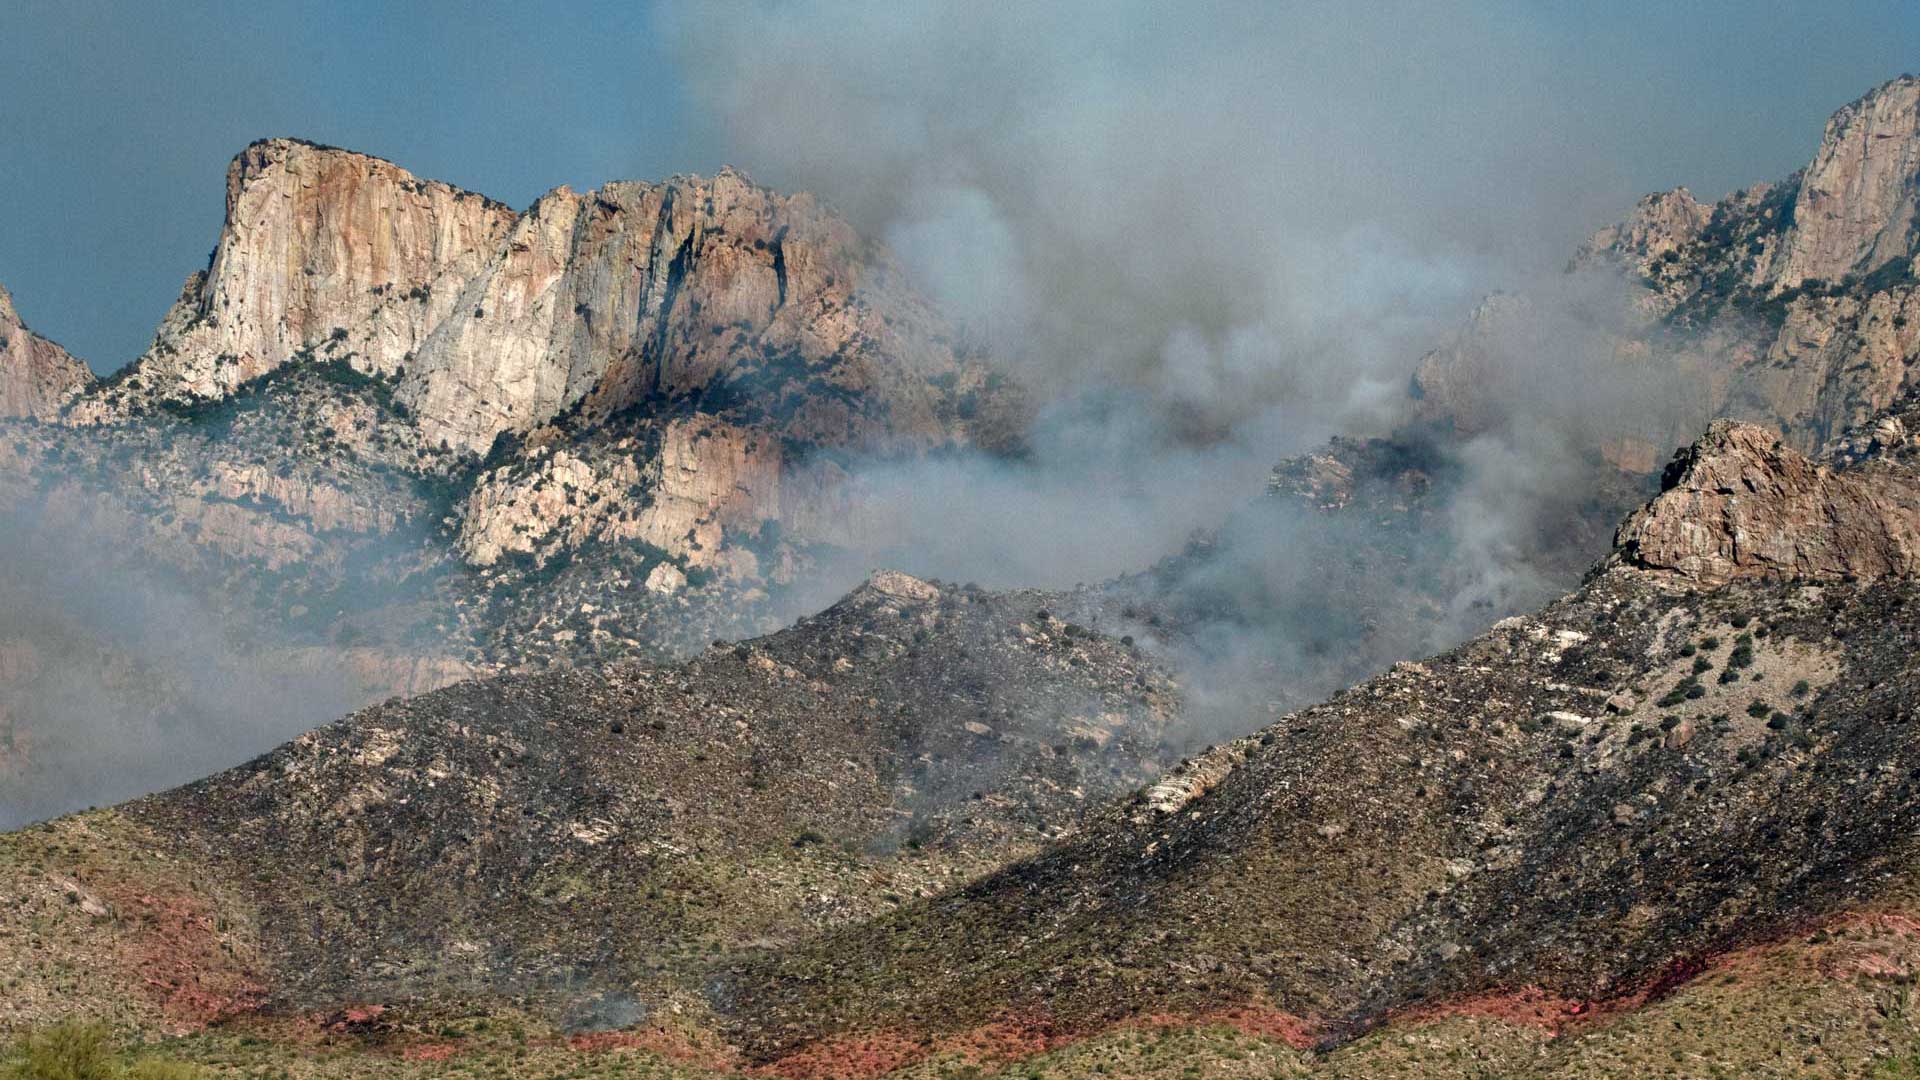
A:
1060,429,1656,723
110,571,1177,1009
726,410,1920,1060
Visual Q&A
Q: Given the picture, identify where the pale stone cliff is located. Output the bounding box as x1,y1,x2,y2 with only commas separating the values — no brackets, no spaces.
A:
0,284,92,420
454,416,783,578
1764,74,1920,290
80,140,985,462
81,139,517,411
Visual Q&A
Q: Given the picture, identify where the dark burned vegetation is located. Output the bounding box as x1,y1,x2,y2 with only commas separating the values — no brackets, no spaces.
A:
728,566,1920,1061
121,572,1182,1009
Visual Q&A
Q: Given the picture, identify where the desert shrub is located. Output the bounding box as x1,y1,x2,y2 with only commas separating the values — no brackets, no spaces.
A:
2,1023,204,1080
5,1022,118,1080
1658,679,1701,708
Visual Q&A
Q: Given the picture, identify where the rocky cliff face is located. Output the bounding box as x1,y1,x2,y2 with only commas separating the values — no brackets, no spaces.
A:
1573,187,1713,303
1616,418,1920,585
0,284,92,420
31,137,1000,650
1247,76,1920,730
1764,74,1920,291
1409,76,1920,463
397,168,984,457
78,139,517,413
80,139,988,462
453,416,784,578
0,136,1030,826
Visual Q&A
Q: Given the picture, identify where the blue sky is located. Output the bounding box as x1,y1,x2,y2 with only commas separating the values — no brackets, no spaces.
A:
3,0,1918,371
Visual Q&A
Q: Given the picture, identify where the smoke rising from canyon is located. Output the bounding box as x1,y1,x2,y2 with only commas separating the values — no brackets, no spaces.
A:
0,505,366,828
0,4,1841,819
665,1,1645,422
669,0,1720,716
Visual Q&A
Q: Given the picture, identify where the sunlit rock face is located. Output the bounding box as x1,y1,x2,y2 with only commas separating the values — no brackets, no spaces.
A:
1762,75,1920,292
0,284,91,421
1616,418,1920,586
82,138,517,411
82,139,988,460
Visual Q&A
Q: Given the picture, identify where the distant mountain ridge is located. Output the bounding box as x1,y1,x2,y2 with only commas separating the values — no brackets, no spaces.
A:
11,73,1920,1080
1419,73,1920,456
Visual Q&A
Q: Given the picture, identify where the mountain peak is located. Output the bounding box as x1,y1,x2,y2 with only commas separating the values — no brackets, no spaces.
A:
229,137,516,213
76,137,984,463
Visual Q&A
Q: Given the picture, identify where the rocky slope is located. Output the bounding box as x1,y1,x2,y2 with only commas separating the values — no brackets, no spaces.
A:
13,392,1920,1080
0,283,92,420
0,137,1028,819
1093,73,1920,735
0,571,1180,1031
41,136,1004,625
718,397,1920,1073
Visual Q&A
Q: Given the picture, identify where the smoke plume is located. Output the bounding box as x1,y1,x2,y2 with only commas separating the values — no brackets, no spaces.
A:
664,0,1723,724
0,503,366,828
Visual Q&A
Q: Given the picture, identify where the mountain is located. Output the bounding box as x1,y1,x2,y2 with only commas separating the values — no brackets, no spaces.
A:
21,137,1011,658
12,75,1920,1080
1078,74,1920,732
724,395,1920,1075
0,284,91,420
12,367,1920,1079
0,570,1179,1034
0,140,1022,819
1426,74,1920,456
75,138,997,459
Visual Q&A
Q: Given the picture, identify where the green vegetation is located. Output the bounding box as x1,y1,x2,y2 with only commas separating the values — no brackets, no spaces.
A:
1728,634,1756,670
2,1023,203,1080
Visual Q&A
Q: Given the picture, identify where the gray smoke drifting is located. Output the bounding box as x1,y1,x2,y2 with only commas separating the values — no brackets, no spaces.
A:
663,0,1650,426
0,503,364,828
667,0,1724,726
